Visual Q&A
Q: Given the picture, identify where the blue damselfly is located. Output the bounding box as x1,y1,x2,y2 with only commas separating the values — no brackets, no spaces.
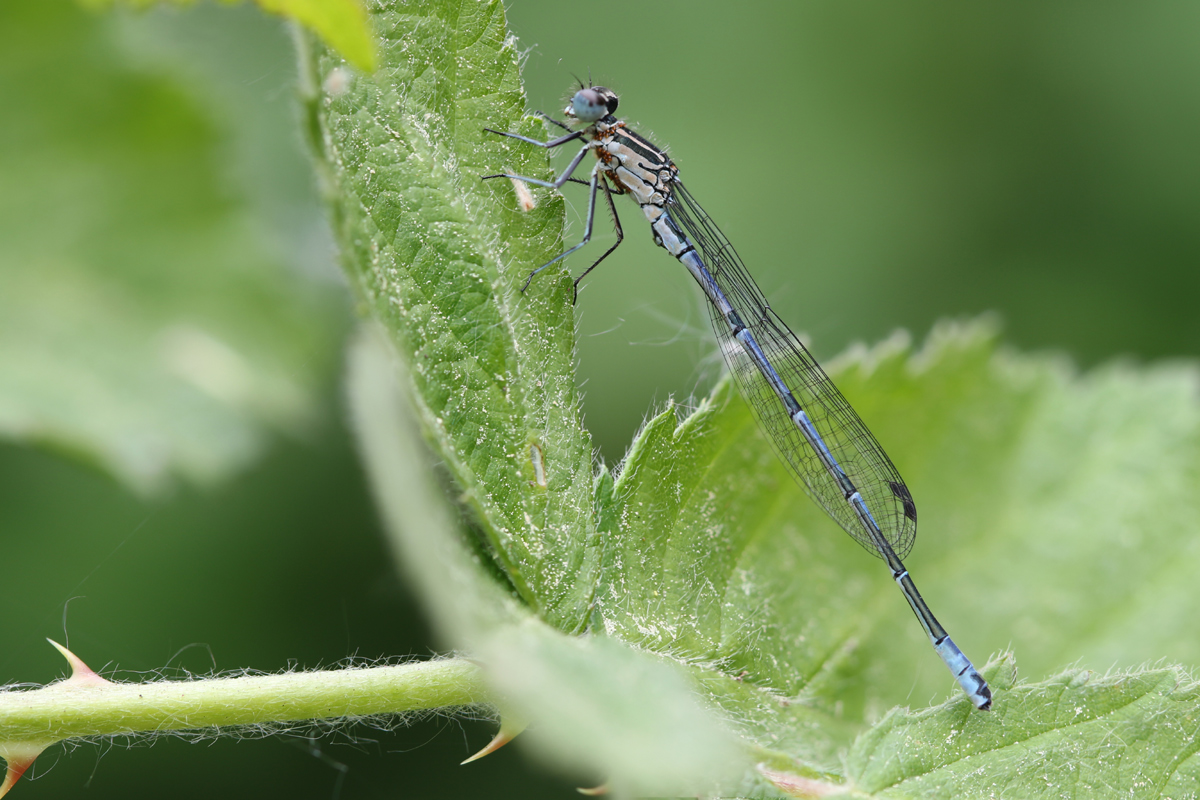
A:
484,85,992,711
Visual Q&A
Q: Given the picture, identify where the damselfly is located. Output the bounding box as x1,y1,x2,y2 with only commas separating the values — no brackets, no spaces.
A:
484,85,992,711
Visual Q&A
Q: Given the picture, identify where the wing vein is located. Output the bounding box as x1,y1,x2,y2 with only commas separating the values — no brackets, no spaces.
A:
666,182,916,559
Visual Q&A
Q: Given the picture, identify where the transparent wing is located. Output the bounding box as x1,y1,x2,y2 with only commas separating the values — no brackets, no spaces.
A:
665,182,917,559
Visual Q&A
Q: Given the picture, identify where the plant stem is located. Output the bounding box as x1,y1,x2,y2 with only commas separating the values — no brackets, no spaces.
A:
0,657,488,741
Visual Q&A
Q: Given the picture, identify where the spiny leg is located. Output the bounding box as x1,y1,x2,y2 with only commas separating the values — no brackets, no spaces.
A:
481,141,592,190
482,128,581,149
483,127,606,295
569,178,624,303
531,111,573,133
519,170,602,293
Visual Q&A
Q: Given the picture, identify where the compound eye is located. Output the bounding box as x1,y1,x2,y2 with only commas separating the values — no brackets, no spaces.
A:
597,87,619,115
570,88,606,121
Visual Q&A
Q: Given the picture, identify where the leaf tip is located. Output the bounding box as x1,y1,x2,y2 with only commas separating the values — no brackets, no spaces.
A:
981,650,1018,695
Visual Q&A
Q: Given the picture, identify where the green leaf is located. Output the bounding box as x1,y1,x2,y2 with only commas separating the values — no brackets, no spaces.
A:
309,0,1200,794
0,0,343,494
305,0,750,788
345,328,747,795
300,0,600,631
78,0,377,72
845,665,1200,798
597,320,1200,783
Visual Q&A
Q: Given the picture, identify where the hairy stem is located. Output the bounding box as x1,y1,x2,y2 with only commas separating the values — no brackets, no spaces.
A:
0,657,487,741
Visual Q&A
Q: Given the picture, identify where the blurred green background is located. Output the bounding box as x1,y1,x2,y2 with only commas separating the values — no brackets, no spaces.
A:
2,0,1198,797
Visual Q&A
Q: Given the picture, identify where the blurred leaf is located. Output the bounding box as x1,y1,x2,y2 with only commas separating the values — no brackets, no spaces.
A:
0,0,343,494
79,0,377,72
309,0,1200,795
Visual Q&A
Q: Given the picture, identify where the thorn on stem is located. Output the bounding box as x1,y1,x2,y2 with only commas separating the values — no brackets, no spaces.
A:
576,782,609,796
0,747,44,799
46,639,110,687
460,716,527,765
0,641,113,795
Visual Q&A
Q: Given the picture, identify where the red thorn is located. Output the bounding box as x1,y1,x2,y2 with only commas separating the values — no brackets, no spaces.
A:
46,639,110,687
0,745,50,799
460,717,527,765
575,782,609,796
0,642,106,797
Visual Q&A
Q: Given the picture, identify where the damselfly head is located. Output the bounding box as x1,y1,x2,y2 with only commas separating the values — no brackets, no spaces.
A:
565,87,618,123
